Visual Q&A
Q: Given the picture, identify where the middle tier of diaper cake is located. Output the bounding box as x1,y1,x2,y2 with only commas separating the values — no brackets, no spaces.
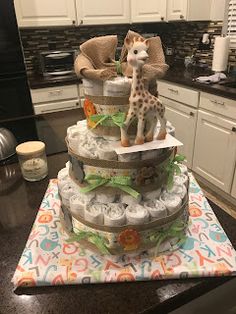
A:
58,119,189,255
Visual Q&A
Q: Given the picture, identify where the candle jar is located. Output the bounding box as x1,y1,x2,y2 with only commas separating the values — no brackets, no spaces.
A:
16,141,48,182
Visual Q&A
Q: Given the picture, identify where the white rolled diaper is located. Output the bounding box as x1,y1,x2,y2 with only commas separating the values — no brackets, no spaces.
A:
143,200,167,219
84,203,104,225
83,78,103,96
143,188,161,201
126,204,149,225
160,191,182,214
178,163,188,175
118,152,140,162
57,167,68,180
120,193,142,206
167,184,187,200
97,142,117,160
96,192,116,204
103,77,131,97
173,174,189,187
69,194,87,217
103,203,126,227
67,125,79,137
68,130,80,151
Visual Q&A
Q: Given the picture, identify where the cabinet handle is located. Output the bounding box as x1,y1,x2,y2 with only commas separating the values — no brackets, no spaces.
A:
48,90,62,97
76,102,79,106
72,20,76,25
232,127,236,132
161,16,164,21
168,88,179,94
210,99,225,106
80,20,83,25
180,14,184,19
189,111,194,116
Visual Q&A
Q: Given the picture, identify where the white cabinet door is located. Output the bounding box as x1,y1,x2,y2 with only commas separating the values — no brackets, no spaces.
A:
14,0,76,27
159,96,197,169
131,0,167,23
193,110,236,193
210,0,226,21
76,0,130,25
167,0,187,20
167,0,211,21
231,169,236,198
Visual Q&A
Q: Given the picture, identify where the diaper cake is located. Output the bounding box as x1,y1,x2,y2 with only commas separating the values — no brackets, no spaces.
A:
58,31,189,255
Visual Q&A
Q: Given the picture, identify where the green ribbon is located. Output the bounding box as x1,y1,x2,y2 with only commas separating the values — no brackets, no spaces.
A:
90,112,126,129
115,60,123,76
166,154,186,190
80,174,140,199
149,220,187,256
66,229,110,255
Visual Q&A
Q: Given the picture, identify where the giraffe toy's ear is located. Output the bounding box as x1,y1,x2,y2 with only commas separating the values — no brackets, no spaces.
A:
144,39,150,48
125,37,132,49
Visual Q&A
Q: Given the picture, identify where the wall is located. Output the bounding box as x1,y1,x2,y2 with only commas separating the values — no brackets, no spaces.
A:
20,21,235,76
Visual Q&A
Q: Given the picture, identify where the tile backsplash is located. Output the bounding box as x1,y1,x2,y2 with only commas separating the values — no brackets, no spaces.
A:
20,21,235,76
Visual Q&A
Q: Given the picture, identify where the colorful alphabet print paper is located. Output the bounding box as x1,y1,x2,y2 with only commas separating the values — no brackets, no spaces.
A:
12,174,236,287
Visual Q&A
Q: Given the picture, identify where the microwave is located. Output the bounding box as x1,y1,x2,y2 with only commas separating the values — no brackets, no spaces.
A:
39,50,76,76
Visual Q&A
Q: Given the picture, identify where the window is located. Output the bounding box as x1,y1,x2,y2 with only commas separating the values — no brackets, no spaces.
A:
227,0,236,48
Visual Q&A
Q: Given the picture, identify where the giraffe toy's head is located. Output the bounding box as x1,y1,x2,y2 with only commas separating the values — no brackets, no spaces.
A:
125,36,149,68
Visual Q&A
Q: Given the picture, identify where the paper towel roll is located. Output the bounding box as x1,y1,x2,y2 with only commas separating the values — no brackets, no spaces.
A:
212,36,230,72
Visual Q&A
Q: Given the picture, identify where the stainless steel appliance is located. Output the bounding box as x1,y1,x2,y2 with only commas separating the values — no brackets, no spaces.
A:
39,50,76,76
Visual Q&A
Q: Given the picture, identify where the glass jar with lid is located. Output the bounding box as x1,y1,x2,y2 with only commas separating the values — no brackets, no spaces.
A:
16,141,48,181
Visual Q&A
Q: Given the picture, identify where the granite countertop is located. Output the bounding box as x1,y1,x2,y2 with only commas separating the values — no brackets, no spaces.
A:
161,66,236,100
28,73,81,89
1,152,236,314
28,66,236,100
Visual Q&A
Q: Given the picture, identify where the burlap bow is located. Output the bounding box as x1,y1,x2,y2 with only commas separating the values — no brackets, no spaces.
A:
74,30,169,83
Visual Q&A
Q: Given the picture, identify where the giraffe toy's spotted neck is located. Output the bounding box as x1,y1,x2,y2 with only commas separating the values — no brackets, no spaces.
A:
131,67,144,95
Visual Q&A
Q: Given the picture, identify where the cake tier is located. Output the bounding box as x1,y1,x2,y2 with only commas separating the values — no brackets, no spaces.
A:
58,163,189,255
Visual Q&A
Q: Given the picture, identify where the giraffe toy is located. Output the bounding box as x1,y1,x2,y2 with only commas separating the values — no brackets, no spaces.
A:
120,36,167,147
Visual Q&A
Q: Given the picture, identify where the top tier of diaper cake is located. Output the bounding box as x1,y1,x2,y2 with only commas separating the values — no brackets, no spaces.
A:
58,31,189,256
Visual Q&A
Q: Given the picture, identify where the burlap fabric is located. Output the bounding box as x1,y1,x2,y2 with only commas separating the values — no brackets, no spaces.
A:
75,30,169,83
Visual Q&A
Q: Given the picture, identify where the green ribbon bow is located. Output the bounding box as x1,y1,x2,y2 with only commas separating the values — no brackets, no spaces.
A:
90,112,126,129
67,229,109,255
149,220,187,256
80,174,140,199
115,60,123,76
166,154,186,190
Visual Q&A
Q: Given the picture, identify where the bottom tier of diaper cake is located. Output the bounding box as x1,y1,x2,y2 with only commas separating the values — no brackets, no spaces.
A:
58,163,189,255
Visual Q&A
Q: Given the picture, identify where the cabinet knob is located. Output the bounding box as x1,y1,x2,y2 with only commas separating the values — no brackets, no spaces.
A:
180,14,184,19
161,16,164,21
80,20,83,25
232,126,236,132
76,102,79,106
189,112,194,116
72,20,76,25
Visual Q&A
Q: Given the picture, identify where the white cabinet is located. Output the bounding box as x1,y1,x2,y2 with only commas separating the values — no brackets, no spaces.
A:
231,169,236,198
159,96,197,169
210,0,227,21
131,0,167,23
31,84,81,114
76,0,130,25
193,110,236,193
14,0,76,27
167,0,211,21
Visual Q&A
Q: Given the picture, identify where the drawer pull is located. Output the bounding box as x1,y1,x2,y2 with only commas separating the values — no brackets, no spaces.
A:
168,88,179,94
232,127,236,132
49,90,62,97
189,111,194,116
210,99,225,106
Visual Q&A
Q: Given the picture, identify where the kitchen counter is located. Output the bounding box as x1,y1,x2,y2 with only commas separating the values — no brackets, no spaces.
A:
160,66,236,100
28,73,81,89
28,67,236,101
1,153,236,314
